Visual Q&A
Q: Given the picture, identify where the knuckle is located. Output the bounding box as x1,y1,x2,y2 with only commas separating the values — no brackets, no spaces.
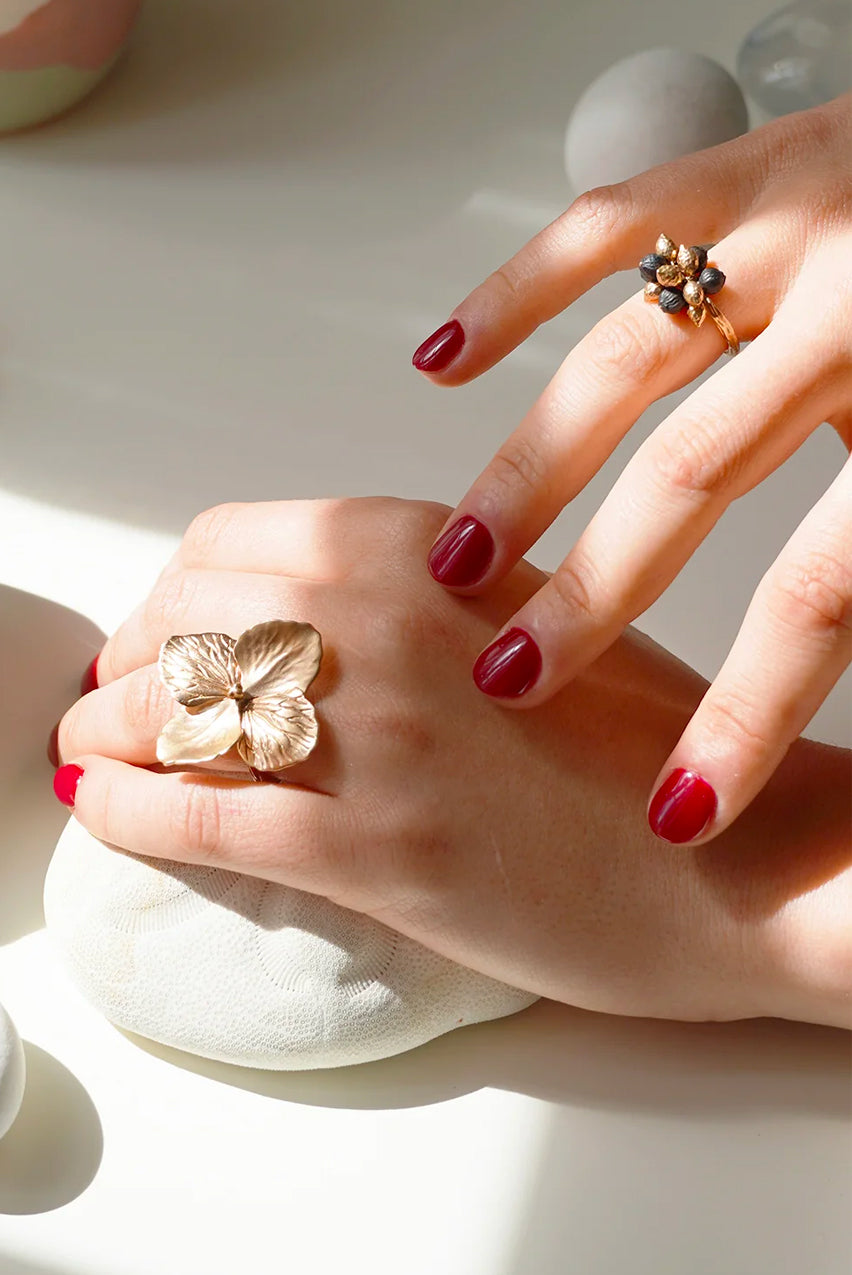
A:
586,309,667,385
548,556,600,623
94,768,121,849
489,434,550,501
568,184,631,243
703,686,775,756
770,550,852,637
171,782,224,863
144,570,197,642
122,671,172,739
182,503,243,565
489,262,525,305
649,418,745,498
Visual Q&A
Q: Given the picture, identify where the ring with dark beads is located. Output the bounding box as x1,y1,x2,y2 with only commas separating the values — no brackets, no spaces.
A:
638,233,739,355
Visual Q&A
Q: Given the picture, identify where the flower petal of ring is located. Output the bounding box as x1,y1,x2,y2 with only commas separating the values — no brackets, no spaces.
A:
235,620,323,699
238,686,318,772
156,698,243,767
155,620,323,772
159,632,240,709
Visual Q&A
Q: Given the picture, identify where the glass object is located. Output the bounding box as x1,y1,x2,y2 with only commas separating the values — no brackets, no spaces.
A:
737,0,852,117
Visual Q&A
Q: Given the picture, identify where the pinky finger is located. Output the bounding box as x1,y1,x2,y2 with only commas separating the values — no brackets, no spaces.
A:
648,454,852,844
52,754,348,895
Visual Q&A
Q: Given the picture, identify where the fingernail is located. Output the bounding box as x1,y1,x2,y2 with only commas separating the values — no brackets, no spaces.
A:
428,515,495,587
53,763,84,809
412,319,465,373
47,722,61,769
473,627,542,698
80,654,99,697
648,768,717,843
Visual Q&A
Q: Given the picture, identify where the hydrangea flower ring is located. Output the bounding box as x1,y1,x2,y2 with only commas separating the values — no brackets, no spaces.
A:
155,620,322,773
639,233,740,356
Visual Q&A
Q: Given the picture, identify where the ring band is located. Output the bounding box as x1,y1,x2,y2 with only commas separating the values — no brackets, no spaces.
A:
639,233,740,356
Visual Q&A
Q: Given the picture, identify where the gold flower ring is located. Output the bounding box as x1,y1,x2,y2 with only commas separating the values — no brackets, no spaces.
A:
639,234,739,356
155,619,322,775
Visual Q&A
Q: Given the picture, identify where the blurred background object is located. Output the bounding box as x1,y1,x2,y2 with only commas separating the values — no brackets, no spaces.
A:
564,47,749,193
0,1002,25,1141
0,0,143,132
737,0,852,117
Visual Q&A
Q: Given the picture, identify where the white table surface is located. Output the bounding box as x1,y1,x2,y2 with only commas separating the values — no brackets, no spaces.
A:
0,2,850,1273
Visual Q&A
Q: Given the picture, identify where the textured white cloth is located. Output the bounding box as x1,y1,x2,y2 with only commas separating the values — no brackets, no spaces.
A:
0,1001,25,1141
44,820,538,1070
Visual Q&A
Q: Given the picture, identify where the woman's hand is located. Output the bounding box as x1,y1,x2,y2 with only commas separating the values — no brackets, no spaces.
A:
53,499,850,1027
414,94,852,847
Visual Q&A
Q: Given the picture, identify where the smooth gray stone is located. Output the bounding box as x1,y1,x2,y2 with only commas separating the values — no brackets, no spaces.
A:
565,47,749,193
737,0,852,118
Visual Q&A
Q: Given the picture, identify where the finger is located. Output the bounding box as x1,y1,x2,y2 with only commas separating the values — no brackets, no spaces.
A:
58,665,174,766
469,279,845,705
56,660,343,795
410,107,807,384
54,755,350,893
171,497,449,580
648,455,852,844
97,569,317,686
426,232,771,590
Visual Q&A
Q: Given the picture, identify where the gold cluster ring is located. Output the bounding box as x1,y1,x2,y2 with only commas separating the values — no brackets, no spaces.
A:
640,233,739,356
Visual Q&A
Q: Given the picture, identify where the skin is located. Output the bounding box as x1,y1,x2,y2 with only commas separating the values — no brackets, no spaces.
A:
55,498,851,1028
415,94,852,845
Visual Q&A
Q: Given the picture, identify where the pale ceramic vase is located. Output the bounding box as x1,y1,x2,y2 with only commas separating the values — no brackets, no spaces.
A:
0,0,142,132
44,819,538,1071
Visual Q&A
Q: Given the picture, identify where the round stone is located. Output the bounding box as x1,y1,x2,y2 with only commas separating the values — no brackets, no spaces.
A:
0,1003,25,1141
639,253,668,282
564,48,749,192
699,266,726,294
659,288,687,314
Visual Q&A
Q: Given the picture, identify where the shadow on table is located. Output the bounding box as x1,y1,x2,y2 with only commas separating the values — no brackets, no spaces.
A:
0,1259,91,1275
0,1042,103,1215
119,996,851,1121
0,587,104,945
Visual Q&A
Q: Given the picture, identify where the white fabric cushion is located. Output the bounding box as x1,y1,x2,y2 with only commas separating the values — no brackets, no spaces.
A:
44,820,538,1070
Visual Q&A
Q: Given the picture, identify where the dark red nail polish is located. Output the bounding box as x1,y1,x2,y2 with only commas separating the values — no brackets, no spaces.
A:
80,654,99,697
473,627,542,698
47,722,61,769
412,319,465,373
648,768,717,843
53,763,84,809
428,515,495,587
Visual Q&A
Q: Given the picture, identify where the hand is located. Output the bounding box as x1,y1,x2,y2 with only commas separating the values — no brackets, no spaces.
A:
53,499,851,1027
414,94,852,846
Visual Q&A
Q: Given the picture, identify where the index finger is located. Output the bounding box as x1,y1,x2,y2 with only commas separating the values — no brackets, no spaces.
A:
411,107,802,384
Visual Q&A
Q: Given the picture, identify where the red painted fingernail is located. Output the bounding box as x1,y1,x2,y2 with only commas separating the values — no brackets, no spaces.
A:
648,768,717,843
53,763,84,809
412,319,465,373
473,627,542,698
428,515,495,587
80,654,99,696
47,722,61,769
